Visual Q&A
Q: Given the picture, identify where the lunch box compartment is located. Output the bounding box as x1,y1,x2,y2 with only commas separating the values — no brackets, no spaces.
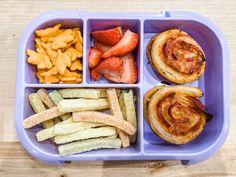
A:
142,19,225,158
86,19,141,84
24,19,84,84
21,87,141,163
15,10,229,165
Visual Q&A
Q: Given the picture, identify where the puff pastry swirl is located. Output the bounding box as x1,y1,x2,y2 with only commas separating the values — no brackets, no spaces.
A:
147,29,206,84
144,86,212,144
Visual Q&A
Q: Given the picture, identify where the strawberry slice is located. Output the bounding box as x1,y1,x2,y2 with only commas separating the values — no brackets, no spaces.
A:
102,30,139,58
94,57,123,82
90,68,102,81
91,26,123,46
120,54,138,84
94,41,112,53
88,48,103,68
104,73,121,83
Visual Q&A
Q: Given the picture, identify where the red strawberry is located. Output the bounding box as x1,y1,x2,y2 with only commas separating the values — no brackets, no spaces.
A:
94,41,111,53
102,30,139,58
88,48,103,68
90,68,102,81
91,26,123,46
104,73,120,83
120,54,138,84
94,57,123,82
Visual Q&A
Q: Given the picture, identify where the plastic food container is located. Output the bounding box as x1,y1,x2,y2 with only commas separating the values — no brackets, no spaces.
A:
15,10,230,165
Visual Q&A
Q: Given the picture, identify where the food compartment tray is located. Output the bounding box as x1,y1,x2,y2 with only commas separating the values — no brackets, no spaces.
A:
15,10,230,165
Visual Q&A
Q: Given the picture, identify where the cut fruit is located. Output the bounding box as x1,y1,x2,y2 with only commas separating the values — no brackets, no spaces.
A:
90,68,102,81
88,48,103,68
91,26,123,46
102,30,139,58
120,54,137,84
94,41,112,53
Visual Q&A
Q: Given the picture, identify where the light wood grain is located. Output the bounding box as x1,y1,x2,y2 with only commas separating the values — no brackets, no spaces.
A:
0,0,235,176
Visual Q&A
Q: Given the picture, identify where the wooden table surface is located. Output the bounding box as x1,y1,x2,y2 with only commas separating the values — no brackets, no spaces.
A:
0,0,235,176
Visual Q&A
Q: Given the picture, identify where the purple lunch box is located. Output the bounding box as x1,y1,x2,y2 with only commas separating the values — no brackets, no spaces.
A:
15,10,230,165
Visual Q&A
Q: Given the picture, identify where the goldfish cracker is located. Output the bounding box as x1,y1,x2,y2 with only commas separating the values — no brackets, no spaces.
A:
64,33,78,50
35,24,62,38
76,78,83,83
44,75,59,84
76,30,83,45
59,80,78,84
70,59,83,71
75,41,83,53
27,49,52,69
60,77,77,82
58,69,77,81
65,47,82,61
49,29,75,50
35,38,47,55
40,67,58,77
62,52,72,67
41,42,57,65
55,50,67,75
41,37,49,43
74,30,83,52
36,69,46,83
58,69,82,83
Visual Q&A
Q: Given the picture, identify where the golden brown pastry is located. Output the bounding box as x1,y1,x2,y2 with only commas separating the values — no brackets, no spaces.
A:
147,29,206,84
144,85,212,144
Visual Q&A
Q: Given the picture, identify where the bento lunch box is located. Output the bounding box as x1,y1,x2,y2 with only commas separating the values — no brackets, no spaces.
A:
15,10,230,165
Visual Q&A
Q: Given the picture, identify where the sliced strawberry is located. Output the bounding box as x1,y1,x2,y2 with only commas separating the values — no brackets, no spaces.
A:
90,68,102,81
91,26,123,46
102,30,139,58
120,54,138,84
94,41,112,53
104,73,121,83
88,48,103,68
94,57,123,82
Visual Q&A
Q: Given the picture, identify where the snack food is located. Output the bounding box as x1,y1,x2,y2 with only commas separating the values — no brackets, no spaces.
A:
54,122,103,135
28,93,54,128
36,118,74,141
58,98,109,112
89,26,138,83
23,106,63,129
37,88,62,124
58,88,102,99
147,29,206,84
145,85,212,144
37,88,55,108
58,137,122,156
54,126,117,144
120,90,137,143
23,88,137,156
106,89,130,147
26,24,83,84
73,111,136,135
48,90,71,121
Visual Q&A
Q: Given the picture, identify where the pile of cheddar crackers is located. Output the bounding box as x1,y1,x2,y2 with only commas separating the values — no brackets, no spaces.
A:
27,24,83,84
